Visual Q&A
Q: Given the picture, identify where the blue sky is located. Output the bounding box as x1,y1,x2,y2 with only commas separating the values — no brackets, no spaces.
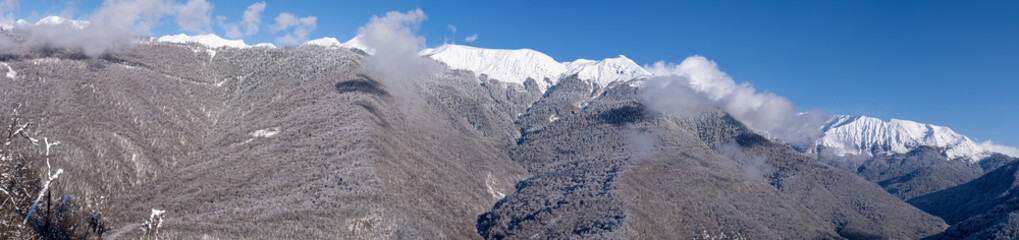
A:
11,0,1019,146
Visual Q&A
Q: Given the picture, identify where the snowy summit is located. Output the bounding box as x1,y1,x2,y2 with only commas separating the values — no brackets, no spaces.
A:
424,44,653,92
303,37,343,48
425,44,568,92
157,34,274,49
814,115,1014,162
562,55,652,87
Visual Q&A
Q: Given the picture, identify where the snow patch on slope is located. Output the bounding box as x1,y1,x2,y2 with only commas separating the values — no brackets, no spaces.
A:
485,173,506,200
251,127,281,138
815,115,1015,162
424,44,567,92
1,62,15,80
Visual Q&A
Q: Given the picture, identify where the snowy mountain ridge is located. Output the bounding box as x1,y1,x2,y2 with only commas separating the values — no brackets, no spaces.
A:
157,34,275,49
815,115,1017,163
149,34,651,92
143,33,1018,164
303,36,373,54
562,55,652,88
423,44,568,92
424,44,652,92
302,37,343,48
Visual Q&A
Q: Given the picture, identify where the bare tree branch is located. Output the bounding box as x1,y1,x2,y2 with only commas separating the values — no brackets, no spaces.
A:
23,137,64,224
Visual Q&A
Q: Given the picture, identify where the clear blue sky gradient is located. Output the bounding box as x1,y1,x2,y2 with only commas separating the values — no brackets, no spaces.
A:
12,0,1019,146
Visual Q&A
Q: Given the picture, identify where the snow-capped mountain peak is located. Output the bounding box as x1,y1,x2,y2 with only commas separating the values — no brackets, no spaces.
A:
303,37,343,48
340,36,373,54
300,36,373,54
302,41,653,93
424,44,656,93
424,44,568,92
563,55,652,87
157,34,274,49
815,115,1008,163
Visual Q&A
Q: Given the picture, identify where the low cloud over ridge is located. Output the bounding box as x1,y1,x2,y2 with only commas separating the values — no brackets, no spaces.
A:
0,0,214,57
0,0,317,56
641,56,828,146
358,8,440,115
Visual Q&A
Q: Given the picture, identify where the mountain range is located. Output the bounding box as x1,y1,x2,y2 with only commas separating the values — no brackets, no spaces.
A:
0,29,1016,239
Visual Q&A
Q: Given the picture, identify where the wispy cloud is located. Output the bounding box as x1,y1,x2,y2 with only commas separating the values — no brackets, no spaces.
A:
270,12,316,45
979,141,1019,158
240,2,265,35
0,0,15,10
446,24,457,44
719,140,773,181
642,56,828,146
215,16,238,37
465,33,478,42
217,1,265,38
0,0,17,28
174,0,213,33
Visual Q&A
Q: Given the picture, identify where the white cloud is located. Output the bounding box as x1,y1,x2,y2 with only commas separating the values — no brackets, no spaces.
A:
642,56,828,146
216,1,264,39
465,33,478,42
0,0,234,57
719,140,773,181
269,12,295,32
0,0,15,16
175,0,213,33
979,141,1019,158
0,0,15,15
0,0,15,9
216,15,240,38
358,8,440,114
9,0,177,57
239,2,265,35
0,0,16,28
271,12,316,45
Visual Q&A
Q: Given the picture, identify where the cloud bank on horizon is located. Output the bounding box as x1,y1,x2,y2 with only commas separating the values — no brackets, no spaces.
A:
0,0,319,56
0,0,224,56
